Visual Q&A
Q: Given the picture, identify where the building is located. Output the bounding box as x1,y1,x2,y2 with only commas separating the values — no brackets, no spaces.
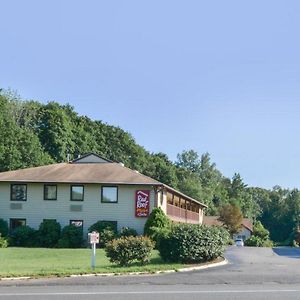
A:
0,153,207,235
203,216,253,240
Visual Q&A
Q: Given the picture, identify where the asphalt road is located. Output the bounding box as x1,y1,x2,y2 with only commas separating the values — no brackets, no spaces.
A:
1,246,300,299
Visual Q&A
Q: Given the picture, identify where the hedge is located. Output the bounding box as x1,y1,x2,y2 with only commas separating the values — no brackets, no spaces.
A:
105,236,154,266
57,225,83,248
159,224,229,263
88,221,117,247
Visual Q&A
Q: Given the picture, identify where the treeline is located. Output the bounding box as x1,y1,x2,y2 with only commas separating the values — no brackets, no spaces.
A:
0,90,299,242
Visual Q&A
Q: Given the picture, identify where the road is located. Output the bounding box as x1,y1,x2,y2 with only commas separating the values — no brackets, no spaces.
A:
1,246,300,299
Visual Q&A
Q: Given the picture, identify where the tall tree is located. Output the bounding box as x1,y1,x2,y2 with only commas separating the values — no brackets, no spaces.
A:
218,204,243,235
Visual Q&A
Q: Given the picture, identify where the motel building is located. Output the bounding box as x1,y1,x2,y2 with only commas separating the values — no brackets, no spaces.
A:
0,153,207,235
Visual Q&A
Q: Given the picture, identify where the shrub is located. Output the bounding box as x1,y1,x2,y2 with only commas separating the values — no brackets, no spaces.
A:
0,233,8,248
100,229,116,247
244,235,263,247
105,236,154,266
89,220,117,234
88,221,117,247
57,225,83,248
244,235,273,247
253,221,270,240
144,208,171,245
228,239,235,245
245,222,273,247
119,227,138,237
159,224,229,263
0,219,8,237
10,226,37,247
37,220,61,248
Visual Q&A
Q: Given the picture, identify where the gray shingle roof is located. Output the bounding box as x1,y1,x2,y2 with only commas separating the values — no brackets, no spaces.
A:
0,163,161,185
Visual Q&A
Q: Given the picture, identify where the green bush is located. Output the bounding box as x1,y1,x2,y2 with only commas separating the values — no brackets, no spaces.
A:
100,229,116,247
10,226,37,247
0,219,8,237
89,220,117,234
245,222,273,247
119,227,138,237
159,224,229,263
253,221,270,240
244,235,273,247
57,225,83,248
105,236,154,266
144,208,171,245
244,235,263,247
228,239,235,245
37,220,61,248
88,221,117,247
0,233,8,248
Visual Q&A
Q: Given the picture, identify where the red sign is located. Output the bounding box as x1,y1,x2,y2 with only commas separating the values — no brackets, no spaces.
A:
135,190,150,217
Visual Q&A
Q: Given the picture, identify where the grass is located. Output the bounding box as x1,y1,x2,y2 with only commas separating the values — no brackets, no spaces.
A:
0,248,187,278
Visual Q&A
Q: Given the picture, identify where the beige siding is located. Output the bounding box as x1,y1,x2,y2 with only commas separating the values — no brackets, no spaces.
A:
0,183,155,236
156,189,167,213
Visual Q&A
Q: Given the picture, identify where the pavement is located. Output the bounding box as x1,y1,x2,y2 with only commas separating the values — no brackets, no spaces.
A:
1,246,300,299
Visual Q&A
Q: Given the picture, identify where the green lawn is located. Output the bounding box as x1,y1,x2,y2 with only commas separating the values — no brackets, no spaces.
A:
0,248,185,278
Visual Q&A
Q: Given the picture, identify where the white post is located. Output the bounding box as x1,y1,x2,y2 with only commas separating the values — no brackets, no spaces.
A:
88,231,99,270
91,242,96,270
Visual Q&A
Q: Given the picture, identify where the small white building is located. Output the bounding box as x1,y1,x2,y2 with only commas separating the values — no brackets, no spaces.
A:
0,153,207,235
203,216,253,240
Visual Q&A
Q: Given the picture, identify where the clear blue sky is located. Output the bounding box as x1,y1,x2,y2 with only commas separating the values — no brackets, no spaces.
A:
1,0,300,189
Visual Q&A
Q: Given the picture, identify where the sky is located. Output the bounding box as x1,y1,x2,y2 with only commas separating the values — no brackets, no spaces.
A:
1,0,300,189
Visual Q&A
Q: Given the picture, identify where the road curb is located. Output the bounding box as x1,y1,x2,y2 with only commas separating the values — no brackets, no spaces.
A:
0,258,228,281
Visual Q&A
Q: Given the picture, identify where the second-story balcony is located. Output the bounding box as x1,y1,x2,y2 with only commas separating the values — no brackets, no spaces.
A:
166,203,200,224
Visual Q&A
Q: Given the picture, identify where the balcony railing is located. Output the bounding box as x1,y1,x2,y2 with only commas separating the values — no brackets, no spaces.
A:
166,203,199,224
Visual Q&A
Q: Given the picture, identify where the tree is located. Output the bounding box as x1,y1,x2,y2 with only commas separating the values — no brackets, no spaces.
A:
253,221,270,240
218,204,243,235
176,149,201,173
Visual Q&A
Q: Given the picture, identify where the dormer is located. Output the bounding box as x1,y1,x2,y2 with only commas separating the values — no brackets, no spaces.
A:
71,153,113,164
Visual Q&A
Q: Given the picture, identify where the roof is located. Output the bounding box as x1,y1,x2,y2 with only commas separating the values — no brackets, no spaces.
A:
0,153,207,207
203,216,253,232
0,162,162,185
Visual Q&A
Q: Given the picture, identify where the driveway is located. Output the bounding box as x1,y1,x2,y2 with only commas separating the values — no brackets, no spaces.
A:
1,247,300,299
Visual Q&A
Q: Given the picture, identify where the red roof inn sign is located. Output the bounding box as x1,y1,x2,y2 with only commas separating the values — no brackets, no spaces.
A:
135,190,150,217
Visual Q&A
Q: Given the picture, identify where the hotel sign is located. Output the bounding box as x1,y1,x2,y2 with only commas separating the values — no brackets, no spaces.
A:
135,190,150,217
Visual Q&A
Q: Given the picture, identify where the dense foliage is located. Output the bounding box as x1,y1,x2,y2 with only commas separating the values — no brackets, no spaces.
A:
144,208,171,236
10,226,37,247
218,204,243,235
158,224,229,263
0,233,8,248
1,90,300,242
37,220,61,248
105,236,154,266
244,221,273,247
0,219,8,237
57,225,83,248
88,221,118,247
119,227,138,237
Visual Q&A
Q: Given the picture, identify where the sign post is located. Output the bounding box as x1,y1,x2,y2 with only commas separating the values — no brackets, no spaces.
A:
88,231,99,270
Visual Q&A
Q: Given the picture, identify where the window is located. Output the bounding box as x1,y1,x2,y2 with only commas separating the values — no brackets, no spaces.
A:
10,218,26,231
101,186,118,203
11,184,27,201
71,185,84,201
44,185,57,200
70,220,83,229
